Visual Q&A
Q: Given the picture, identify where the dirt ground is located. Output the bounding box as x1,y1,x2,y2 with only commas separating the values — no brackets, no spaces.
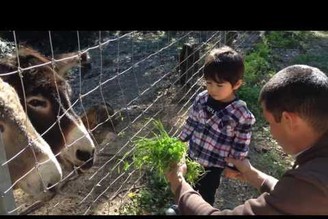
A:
9,31,325,215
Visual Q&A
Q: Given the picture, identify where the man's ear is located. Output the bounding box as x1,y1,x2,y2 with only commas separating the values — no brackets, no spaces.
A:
233,79,243,90
281,111,299,130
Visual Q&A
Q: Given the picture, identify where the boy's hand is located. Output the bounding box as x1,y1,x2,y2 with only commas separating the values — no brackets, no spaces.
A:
224,167,241,179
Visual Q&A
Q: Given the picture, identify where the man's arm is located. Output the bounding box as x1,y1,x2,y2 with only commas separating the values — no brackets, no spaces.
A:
165,160,280,215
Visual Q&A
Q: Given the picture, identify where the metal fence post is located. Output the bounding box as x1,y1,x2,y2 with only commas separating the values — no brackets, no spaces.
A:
0,134,17,215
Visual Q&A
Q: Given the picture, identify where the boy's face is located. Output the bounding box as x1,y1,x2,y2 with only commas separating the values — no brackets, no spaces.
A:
205,79,241,102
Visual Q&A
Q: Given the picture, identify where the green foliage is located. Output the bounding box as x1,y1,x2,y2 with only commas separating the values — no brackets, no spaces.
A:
265,31,314,48
244,42,273,86
291,53,328,73
131,120,204,185
185,157,205,185
132,120,186,175
238,85,263,123
121,119,204,214
242,40,274,124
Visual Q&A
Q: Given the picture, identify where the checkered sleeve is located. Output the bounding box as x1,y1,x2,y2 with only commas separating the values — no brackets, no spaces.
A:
229,110,256,159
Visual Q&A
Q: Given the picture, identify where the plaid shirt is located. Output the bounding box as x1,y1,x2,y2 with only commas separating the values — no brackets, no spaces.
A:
179,90,256,168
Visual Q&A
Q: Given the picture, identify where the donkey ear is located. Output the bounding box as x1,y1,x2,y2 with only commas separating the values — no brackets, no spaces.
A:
54,51,91,78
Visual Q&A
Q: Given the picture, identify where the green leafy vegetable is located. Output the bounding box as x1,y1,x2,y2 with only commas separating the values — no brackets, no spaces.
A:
132,119,204,185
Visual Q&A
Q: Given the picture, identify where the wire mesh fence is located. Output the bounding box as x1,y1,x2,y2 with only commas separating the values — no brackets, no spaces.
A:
0,30,263,215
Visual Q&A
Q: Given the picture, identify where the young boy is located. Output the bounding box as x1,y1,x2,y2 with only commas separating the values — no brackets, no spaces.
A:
178,46,256,206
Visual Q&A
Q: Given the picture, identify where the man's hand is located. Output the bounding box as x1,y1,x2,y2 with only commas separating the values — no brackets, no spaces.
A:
224,157,271,190
165,162,187,194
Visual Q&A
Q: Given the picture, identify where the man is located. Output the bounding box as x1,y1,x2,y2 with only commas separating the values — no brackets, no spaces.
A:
165,64,328,215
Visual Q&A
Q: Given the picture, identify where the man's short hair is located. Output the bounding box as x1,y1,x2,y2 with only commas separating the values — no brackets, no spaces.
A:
259,64,328,133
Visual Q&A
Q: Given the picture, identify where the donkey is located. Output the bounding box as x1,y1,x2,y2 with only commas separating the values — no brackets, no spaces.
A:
0,46,96,173
0,77,62,199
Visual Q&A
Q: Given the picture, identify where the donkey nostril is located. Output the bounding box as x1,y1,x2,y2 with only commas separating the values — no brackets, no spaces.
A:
76,149,93,162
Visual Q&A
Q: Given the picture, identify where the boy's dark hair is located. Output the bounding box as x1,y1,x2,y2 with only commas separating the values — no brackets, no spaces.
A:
203,46,244,86
259,65,328,133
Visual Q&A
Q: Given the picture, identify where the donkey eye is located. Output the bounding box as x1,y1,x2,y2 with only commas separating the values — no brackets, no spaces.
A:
28,99,47,107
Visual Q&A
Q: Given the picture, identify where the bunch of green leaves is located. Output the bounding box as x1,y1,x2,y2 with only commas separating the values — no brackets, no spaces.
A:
120,120,205,214
132,120,204,185
185,157,205,185
132,120,185,175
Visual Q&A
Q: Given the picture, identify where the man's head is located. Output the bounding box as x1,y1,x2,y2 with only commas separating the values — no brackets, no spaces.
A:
259,65,328,154
203,46,244,102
